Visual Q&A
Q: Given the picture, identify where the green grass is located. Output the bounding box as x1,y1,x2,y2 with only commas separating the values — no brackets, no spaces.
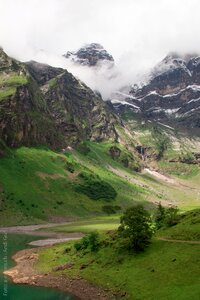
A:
0,87,16,100
156,209,200,241
0,145,148,226
0,141,199,226
48,78,57,89
158,161,200,179
45,215,120,234
0,74,27,86
36,231,200,300
73,142,148,205
0,74,28,101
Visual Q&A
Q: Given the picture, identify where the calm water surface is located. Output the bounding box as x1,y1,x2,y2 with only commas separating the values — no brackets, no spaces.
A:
0,234,78,300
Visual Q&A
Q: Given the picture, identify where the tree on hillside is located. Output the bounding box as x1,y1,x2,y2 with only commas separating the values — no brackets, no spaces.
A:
118,205,153,252
154,202,180,228
155,202,166,229
152,125,171,159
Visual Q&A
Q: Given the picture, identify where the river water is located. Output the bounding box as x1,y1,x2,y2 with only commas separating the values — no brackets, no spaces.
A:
0,233,78,300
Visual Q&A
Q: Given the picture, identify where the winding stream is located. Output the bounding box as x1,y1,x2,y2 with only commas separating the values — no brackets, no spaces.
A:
0,233,78,300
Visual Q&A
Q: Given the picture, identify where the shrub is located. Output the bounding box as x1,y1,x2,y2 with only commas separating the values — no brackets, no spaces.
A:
63,246,71,253
76,180,117,200
165,206,180,227
56,201,63,205
74,232,100,252
76,172,117,201
102,205,121,214
155,202,166,229
74,241,83,251
118,205,153,252
180,151,195,163
154,203,180,228
65,161,75,173
76,142,90,155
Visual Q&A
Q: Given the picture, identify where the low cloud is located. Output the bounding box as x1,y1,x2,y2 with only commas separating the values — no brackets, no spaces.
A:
1,0,200,98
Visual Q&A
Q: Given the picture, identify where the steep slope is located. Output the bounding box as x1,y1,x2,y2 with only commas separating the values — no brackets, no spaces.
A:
0,49,62,150
26,61,118,144
111,53,200,129
0,145,148,226
0,48,118,151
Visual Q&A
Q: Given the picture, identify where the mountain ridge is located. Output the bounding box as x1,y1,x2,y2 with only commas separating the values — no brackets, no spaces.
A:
0,48,118,151
110,52,200,129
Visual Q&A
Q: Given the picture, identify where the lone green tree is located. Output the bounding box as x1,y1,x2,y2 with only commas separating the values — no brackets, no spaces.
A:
118,205,153,252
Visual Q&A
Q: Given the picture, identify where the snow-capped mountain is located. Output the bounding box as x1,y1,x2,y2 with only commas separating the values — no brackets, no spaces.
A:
63,43,114,67
110,53,200,128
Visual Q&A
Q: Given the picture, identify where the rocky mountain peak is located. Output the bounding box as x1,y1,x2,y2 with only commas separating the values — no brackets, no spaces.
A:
63,43,114,66
0,50,118,149
110,52,200,129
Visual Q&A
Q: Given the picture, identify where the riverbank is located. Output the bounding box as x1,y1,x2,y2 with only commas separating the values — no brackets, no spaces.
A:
4,247,115,300
1,223,114,299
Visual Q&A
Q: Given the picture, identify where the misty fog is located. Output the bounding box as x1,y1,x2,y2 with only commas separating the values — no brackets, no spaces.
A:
1,0,200,99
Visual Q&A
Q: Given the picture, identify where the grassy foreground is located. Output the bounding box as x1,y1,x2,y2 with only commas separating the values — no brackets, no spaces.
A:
36,211,200,300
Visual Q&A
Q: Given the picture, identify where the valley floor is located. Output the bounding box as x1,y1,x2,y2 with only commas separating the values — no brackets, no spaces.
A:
4,211,200,300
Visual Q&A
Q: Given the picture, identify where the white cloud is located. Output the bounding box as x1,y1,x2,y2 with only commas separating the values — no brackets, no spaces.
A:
0,0,200,98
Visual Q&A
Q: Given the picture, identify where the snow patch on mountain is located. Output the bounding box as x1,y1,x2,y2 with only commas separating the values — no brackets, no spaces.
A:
111,99,140,110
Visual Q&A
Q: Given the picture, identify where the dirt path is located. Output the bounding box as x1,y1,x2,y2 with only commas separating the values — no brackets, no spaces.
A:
4,248,115,300
157,237,200,244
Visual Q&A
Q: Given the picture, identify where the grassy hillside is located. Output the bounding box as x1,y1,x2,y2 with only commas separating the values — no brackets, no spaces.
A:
156,209,200,241
36,210,200,300
0,144,147,226
0,139,199,226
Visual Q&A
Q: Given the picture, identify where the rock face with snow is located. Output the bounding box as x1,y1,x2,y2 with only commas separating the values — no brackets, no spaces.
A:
0,48,118,150
63,43,114,67
111,53,200,128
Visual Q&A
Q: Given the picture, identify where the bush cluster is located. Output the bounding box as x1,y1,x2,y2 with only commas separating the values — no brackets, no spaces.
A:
76,172,117,200
74,232,100,252
155,202,180,229
102,205,121,214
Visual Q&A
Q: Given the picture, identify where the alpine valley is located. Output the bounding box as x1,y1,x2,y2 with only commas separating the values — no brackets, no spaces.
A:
1,43,200,300
0,43,200,221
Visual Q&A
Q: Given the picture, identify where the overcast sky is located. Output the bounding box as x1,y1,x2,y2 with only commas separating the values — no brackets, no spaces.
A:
1,0,200,97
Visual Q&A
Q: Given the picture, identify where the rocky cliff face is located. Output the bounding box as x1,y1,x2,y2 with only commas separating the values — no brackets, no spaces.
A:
0,49,118,150
63,43,114,67
26,61,118,144
0,49,61,149
111,53,200,129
